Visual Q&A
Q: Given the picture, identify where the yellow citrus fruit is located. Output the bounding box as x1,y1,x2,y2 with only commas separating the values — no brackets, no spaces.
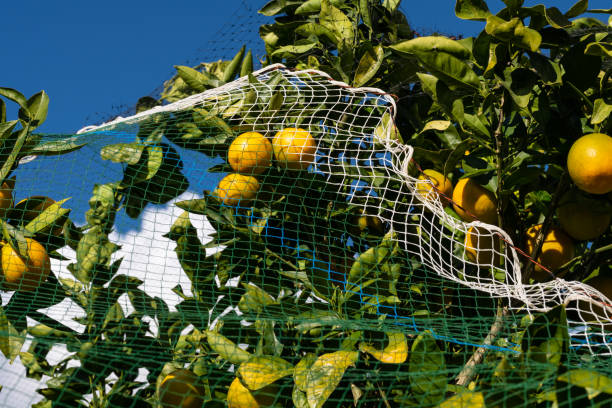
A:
556,193,611,241
272,128,317,171
213,174,260,207
452,178,498,225
228,132,273,175
1,238,51,291
525,225,575,281
416,169,453,207
0,181,14,218
464,227,504,266
227,378,277,408
158,369,206,408
567,133,612,194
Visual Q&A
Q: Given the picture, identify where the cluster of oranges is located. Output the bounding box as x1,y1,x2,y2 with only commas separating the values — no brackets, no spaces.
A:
416,133,612,283
212,128,317,207
0,181,54,292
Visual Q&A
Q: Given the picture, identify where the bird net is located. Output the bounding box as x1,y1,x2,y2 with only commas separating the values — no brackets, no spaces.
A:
0,64,611,408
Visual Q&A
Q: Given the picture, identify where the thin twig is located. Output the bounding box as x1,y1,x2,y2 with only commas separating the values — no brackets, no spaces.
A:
493,93,505,229
455,305,508,387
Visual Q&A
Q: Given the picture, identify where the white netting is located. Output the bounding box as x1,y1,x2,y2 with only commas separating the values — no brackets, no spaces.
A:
77,64,612,354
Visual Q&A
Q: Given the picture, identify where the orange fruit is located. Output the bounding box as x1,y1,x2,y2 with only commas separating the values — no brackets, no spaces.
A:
525,225,575,281
567,133,612,194
556,192,611,241
0,181,14,218
452,178,498,225
158,369,206,408
416,169,453,207
464,226,504,266
227,378,277,408
228,132,273,175
272,128,316,171
1,238,51,291
213,174,260,207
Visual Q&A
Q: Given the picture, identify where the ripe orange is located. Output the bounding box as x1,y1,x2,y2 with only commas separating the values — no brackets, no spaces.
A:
567,133,612,194
452,178,498,225
158,369,206,408
228,132,273,175
0,181,14,218
525,225,575,281
1,238,51,291
227,378,277,408
556,192,611,241
213,174,260,207
272,128,317,171
464,227,504,266
416,169,453,207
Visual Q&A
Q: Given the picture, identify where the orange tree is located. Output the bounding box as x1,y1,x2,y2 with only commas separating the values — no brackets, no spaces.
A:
2,0,612,407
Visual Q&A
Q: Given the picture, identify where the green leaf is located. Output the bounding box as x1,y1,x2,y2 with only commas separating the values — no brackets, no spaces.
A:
238,355,293,390
557,369,612,395
438,392,486,407
238,283,278,313
382,0,401,13
100,143,145,165
455,0,491,21
359,332,408,364
485,15,541,51
348,239,392,282
306,351,359,408
390,36,472,59
0,88,28,111
565,0,588,18
294,354,317,392
206,330,251,364
320,0,354,46
0,306,25,362
0,121,18,142
258,0,302,16
27,138,86,156
0,98,5,122
174,65,211,92
592,98,612,125
409,331,446,400
18,91,49,128
585,41,612,57
359,0,372,29
24,198,71,235
522,304,569,367
353,45,384,87
498,67,539,108
271,41,319,57
240,50,253,77
522,5,572,29
222,45,246,83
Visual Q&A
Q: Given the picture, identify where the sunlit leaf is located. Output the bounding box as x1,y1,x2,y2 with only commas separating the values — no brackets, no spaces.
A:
359,332,408,364
306,351,359,408
238,355,293,390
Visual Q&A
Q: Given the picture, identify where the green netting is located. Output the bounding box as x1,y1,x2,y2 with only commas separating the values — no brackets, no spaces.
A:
0,63,610,408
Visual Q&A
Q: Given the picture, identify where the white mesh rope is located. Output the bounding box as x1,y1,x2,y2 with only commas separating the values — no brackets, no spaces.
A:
77,64,612,354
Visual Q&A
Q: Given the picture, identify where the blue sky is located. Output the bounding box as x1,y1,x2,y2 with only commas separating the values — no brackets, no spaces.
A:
1,0,608,134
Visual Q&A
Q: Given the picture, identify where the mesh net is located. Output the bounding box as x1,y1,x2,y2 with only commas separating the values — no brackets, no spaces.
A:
0,64,611,407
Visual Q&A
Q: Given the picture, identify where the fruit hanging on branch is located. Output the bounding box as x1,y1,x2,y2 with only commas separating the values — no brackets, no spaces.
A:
158,369,206,408
567,133,612,195
525,225,575,281
272,127,317,171
452,178,498,226
213,173,260,206
228,131,273,175
416,169,453,207
1,237,51,291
